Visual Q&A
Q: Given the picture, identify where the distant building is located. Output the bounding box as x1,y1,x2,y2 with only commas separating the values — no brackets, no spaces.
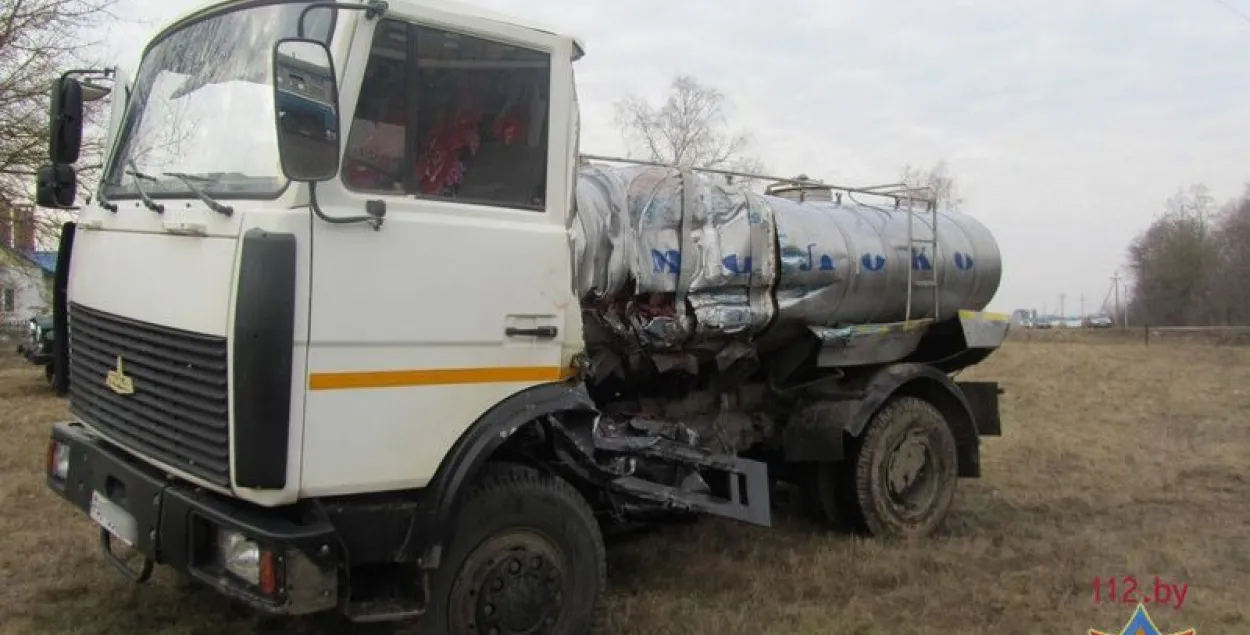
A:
0,205,57,328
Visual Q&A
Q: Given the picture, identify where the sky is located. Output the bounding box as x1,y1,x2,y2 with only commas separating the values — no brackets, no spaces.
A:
91,0,1250,315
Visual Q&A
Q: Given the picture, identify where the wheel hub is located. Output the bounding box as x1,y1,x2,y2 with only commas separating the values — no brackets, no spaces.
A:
885,433,937,515
452,531,566,635
888,437,928,494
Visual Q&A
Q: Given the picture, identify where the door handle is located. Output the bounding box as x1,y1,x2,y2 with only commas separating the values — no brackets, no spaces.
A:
505,326,558,339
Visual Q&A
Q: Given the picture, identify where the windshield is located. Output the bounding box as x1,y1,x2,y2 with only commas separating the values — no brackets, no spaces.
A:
101,1,337,199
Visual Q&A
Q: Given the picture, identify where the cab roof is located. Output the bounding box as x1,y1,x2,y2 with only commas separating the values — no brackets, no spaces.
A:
149,0,585,60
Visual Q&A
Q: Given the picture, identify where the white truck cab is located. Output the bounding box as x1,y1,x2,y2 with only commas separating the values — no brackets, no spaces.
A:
35,0,1008,632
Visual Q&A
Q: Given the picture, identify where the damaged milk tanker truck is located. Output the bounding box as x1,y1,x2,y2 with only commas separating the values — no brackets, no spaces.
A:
34,0,1008,631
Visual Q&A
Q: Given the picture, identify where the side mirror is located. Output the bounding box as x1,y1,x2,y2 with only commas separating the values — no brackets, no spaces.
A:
271,38,341,182
49,77,84,164
35,164,78,208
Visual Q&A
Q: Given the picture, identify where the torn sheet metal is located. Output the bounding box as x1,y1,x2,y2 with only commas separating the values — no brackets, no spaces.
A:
579,413,774,527
570,164,1002,361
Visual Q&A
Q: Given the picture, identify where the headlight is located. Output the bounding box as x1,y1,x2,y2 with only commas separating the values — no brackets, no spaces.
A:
217,530,262,585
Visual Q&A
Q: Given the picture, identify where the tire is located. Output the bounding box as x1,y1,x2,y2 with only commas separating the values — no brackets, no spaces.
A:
419,463,606,635
797,461,857,532
845,396,959,538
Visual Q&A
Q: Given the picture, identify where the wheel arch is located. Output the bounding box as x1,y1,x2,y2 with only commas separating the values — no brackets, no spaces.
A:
410,380,599,568
782,363,982,477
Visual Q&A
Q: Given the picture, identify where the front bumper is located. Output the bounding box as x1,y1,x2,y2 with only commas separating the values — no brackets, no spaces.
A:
45,421,340,615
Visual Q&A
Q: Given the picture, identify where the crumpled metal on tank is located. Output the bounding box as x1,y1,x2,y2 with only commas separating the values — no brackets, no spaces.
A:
569,163,1002,360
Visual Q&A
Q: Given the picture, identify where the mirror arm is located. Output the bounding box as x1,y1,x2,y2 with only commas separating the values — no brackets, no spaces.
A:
58,67,115,84
298,0,387,38
59,67,117,102
308,182,385,230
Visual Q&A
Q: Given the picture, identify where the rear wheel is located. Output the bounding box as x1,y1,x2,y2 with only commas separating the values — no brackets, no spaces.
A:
847,396,959,538
420,463,605,635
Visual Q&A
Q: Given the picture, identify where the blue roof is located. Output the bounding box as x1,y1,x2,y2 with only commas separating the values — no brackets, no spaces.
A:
15,250,57,275
31,251,57,275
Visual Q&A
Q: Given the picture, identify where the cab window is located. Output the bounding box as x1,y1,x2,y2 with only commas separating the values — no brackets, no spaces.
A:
342,19,551,211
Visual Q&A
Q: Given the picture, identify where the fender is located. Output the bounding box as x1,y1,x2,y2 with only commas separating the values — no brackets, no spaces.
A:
410,380,598,568
846,363,975,438
782,363,979,474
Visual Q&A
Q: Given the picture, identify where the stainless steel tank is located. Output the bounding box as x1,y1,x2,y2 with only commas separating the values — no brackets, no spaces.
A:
571,164,1002,352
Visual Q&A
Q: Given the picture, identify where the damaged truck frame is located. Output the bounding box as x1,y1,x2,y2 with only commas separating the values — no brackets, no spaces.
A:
35,0,1008,632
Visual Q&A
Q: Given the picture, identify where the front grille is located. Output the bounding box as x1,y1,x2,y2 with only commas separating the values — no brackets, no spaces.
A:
68,303,231,487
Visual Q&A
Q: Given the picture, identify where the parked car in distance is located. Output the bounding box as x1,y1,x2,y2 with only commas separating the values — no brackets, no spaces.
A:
16,314,56,384
1083,315,1114,328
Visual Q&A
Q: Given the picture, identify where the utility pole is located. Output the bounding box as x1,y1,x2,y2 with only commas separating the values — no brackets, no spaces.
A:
1059,293,1066,320
1112,272,1122,327
1080,294,1086,319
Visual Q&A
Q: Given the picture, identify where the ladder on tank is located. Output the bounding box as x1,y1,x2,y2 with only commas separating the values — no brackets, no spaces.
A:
902,194,940,329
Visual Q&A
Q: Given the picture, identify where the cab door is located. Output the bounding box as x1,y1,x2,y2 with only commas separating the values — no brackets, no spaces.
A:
299,10,578,496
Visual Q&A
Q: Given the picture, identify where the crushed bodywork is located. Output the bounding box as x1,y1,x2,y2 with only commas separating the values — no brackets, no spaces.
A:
544,412,773,527
569,164,1003,381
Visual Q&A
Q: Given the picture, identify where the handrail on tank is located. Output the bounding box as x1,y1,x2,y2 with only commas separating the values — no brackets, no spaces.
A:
579,153,937,207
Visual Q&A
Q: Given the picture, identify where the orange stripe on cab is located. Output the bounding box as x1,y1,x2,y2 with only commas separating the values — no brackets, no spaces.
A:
308,365,573,391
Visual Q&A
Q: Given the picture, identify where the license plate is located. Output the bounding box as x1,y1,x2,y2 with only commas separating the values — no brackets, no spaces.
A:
88,491,138,548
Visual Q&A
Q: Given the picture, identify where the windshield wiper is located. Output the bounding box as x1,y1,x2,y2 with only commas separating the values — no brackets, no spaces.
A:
162,172,234,217
96,190,119,213
125,161,164,213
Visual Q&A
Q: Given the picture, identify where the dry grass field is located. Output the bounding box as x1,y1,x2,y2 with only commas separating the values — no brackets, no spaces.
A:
1,331,1247,635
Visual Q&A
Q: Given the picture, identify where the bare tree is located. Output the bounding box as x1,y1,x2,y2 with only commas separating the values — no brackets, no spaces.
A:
1122,182,1246,326
1,0,121,260
1201,185,1250,324
614,75,768,189
899,160,962,211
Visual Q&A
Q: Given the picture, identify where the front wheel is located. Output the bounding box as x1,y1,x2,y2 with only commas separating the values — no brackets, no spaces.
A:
847,396,959,538
420,463,606,635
